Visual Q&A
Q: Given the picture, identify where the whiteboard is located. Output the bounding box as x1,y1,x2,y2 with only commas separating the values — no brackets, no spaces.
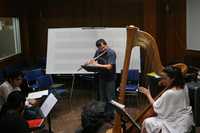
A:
46,28,141,74
187,0,200,50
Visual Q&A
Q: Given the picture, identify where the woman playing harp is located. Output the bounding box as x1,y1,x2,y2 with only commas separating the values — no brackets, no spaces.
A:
112,25,193,133
139,66,193,133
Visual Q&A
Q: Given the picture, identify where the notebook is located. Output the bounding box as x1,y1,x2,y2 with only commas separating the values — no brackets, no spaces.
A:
27,90,48,99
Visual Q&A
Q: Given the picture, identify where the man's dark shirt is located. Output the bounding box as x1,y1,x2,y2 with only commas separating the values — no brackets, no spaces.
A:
94,48,116,81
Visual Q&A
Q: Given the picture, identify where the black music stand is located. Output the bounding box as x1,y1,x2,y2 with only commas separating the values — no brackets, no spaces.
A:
110,100,141,132
81,64,108,73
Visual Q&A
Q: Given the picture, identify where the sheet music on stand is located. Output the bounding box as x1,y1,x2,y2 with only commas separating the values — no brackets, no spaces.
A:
110,100,141,131
40,93,58,118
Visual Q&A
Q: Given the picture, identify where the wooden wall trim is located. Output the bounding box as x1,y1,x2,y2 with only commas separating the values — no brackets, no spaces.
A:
0,54,25,69
156,0,186,65
0,0,188,70
144,0,157,38
20,16,32,65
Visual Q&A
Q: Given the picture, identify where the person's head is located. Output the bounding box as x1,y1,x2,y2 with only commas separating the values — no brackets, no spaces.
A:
81,101,108,133
0,91,28,133
7,71,23,87
7,91,25,112
0,91,26,116
159,66,185,88
96,39,108,52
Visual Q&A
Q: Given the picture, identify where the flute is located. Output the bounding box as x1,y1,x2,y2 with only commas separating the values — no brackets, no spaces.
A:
77,50,107,72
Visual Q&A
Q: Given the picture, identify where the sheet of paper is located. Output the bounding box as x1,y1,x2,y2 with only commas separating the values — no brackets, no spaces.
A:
40,93,58,118
27,90,48,99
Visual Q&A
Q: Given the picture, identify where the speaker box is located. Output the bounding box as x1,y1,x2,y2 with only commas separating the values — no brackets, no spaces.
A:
187,81,200,126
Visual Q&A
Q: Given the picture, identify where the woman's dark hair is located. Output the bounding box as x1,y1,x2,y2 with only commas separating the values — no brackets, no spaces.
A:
163,66,185,88
96,39,107,47
7,91,26,109
0,91,26,117
7,70,23,81
81,101,107,133
0,91,29,133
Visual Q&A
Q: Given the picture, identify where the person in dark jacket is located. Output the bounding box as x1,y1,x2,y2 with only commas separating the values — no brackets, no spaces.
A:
0,91,30,133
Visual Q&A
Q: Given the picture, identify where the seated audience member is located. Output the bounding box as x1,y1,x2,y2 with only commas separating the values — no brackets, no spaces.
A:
0,91,30,133
0,70,38,119
139,66,194,133
0,70,23,100
0,70,33,103
76,101,113,133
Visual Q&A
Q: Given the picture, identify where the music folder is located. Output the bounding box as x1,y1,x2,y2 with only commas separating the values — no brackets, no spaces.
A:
27,118,44,128
27,93,58,128
81,64,108,72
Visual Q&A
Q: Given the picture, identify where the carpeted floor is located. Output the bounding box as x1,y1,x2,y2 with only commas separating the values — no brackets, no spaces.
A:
51,88,96,133
49,90,147,133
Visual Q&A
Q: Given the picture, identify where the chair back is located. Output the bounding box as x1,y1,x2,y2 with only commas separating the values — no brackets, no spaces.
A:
24,68,44,81
127,69,139,83
23,68,45,90
36,75,53,89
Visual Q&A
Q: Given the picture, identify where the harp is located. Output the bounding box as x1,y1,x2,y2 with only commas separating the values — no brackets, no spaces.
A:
112,25,187,133
112,25,163,133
